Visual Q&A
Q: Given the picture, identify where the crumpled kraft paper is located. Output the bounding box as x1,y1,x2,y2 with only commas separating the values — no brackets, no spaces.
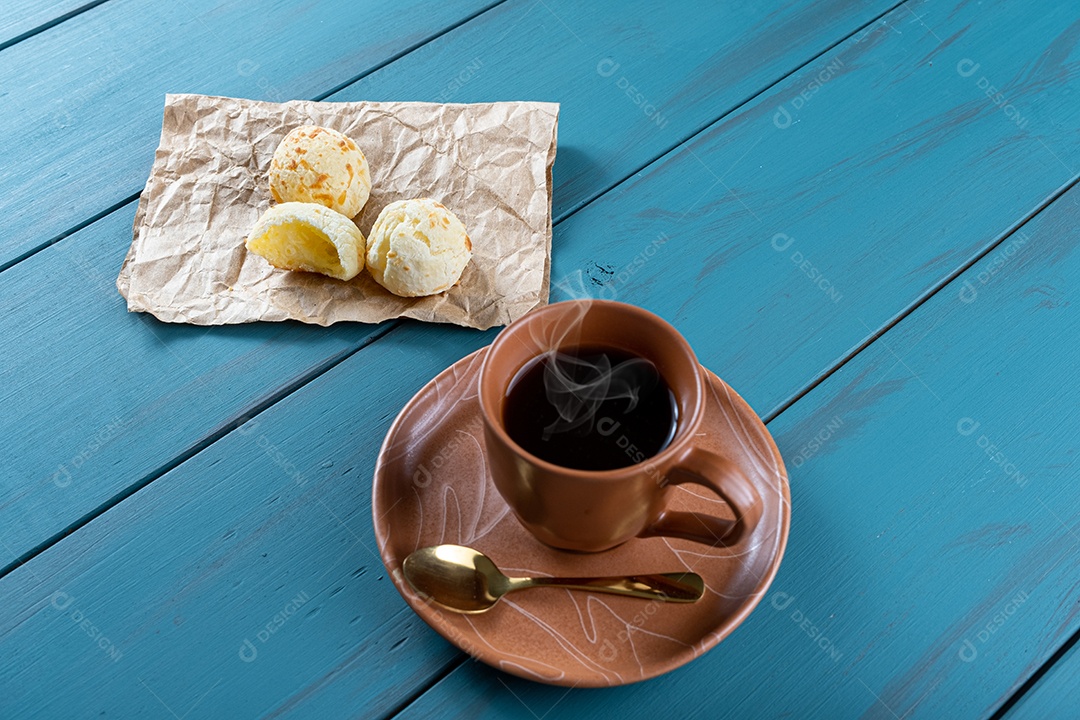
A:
117,94,559,329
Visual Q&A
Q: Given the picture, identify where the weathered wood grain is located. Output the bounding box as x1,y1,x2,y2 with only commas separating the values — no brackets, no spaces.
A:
3,0,1079,715
335,0,904,220
6,168,1079,716
0,0,901,273
1006,639,1080,718
0,326,481,716
0,0,99,49
0,0,498,270
396,160,1080,720
0,0,903,565
0,205,380,567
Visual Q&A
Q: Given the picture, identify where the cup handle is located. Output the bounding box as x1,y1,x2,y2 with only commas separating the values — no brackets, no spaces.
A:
639,446,763,547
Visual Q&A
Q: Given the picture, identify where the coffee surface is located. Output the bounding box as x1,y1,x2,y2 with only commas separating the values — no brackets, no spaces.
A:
503,345,677,470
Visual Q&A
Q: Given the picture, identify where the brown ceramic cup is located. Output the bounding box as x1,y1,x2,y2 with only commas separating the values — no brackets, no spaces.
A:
478,299,763,553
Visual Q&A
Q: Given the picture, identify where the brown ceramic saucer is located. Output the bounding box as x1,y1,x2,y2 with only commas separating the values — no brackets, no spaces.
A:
372,347,790,687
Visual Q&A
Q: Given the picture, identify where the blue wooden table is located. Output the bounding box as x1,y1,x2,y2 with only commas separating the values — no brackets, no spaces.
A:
2,0,1078,717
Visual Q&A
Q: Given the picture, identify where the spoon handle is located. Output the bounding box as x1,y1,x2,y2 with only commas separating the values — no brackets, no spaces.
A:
516,572,704,603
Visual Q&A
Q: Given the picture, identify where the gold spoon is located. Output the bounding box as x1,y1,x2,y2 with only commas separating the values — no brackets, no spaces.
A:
402,544,704,614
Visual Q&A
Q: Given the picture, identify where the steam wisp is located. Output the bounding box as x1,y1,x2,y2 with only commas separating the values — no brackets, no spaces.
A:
540,349,658,440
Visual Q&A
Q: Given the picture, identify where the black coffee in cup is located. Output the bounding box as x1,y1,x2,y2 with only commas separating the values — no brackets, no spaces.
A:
503,345,678,471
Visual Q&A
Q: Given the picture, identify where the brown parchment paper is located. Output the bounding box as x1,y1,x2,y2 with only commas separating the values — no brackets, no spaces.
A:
117,94,559,329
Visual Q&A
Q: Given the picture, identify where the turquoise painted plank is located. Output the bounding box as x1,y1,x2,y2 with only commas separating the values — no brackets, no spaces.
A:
4,0,1080,714
0,324,484,717
0,0,496,269
0,0,516,565
5,171,1078,717
0,0,901,273
534,0,1080,418
338,0,902,219
0,0,96,48
397,161,1080,718
0,205,379,566
4,0,1080,711
1007,641,1080,718
0,0,904,564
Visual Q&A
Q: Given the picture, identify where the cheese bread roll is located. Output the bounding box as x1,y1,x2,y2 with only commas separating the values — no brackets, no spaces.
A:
269,125,371,218
246,202,365,281
365,198,472,297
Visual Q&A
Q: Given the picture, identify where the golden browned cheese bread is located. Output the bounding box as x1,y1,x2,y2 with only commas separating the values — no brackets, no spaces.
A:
269,125,371,218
